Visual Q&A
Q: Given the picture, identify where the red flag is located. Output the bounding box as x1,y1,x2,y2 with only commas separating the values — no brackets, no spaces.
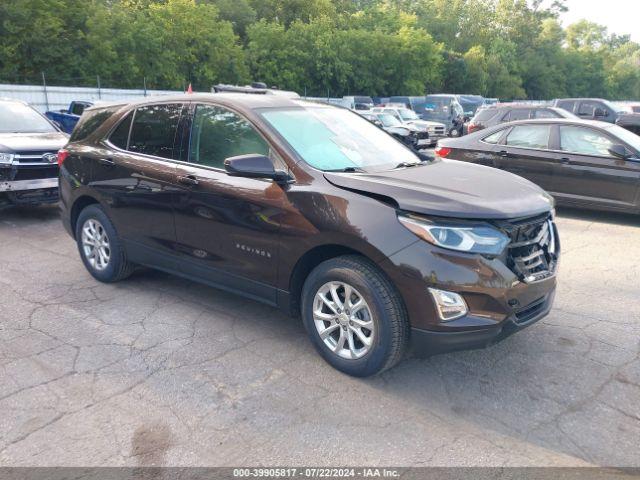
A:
186,83,193,94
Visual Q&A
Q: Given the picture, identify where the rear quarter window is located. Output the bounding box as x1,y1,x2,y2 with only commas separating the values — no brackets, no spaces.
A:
482,129,505,144
472,109,497,122
69,107,118,142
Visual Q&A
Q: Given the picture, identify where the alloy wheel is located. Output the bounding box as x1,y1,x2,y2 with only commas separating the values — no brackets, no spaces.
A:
81,219,111,271
313,281,375,359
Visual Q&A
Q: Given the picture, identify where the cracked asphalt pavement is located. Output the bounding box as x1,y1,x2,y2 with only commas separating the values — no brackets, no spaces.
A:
0,205,639,467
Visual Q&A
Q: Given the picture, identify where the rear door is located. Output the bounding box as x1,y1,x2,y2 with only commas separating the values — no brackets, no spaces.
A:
494,123,557,191
93,103,184,267
551,124,640,209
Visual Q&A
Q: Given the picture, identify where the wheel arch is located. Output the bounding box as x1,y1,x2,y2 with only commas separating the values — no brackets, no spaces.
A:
70,195,100,239
285,243,404,318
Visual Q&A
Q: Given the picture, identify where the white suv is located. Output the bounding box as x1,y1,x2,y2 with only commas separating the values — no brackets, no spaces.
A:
372,106,446,145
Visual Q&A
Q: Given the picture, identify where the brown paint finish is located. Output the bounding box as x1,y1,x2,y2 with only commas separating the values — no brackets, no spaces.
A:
60,93,559,355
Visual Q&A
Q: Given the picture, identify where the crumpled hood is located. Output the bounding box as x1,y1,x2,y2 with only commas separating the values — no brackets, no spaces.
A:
324,159,554,220
0,132,68,152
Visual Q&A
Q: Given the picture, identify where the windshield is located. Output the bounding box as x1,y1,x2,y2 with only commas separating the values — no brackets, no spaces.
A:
423,96,451,113
398,109,419,120
0,102,56,133
607,124,640,152
378,113,402,127
260,106,418,171
459,101,478,115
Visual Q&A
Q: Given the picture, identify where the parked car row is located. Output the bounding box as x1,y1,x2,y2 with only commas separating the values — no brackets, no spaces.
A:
4,84,640,376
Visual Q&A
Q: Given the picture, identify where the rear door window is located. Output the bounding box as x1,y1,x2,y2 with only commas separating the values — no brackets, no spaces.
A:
505,125,551,149
128,104,183,159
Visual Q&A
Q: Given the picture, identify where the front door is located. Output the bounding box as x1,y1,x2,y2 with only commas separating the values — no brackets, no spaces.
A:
494,123,557,191
552,124,640,209
173,103,290,304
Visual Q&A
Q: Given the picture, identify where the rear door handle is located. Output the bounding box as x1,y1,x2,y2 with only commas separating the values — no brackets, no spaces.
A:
177,174,199,186
498,150,509,157
560,157,570,164
98,158,115,166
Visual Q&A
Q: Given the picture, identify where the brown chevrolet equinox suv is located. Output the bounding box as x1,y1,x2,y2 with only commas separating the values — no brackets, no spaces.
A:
59,93,559,377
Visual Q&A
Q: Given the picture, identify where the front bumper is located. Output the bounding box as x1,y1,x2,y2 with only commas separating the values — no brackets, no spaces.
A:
0,177,58,192
410,290,555,356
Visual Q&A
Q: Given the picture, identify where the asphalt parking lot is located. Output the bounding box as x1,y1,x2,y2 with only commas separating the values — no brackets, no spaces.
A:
0,205,639,467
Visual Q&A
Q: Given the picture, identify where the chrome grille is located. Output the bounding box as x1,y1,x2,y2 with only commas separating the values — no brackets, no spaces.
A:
14,151,58,165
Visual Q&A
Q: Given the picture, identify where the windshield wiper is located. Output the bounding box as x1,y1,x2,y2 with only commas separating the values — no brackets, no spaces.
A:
394,161,422,169
325,166,365,173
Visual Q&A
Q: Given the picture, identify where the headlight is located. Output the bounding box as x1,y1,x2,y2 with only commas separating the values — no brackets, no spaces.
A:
398,213,510,255
0,153,14,164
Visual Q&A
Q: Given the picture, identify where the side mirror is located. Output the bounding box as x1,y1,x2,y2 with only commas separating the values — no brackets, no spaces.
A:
594,107,607,117
608,144,631,160
224,154,290,182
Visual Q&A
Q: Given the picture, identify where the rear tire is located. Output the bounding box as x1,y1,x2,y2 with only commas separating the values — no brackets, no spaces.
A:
75,204,135,283
301,255,409,377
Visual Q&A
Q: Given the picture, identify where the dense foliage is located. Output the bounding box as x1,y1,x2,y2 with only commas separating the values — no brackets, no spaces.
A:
1,0,639,99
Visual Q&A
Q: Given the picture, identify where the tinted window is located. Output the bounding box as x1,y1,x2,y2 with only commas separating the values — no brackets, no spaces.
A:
534,109,560,119
560,126,614,157
505,125,550,149
503,109,531,122
108,111,133,149
70,107,117,142
577,101,610,117
70,103,86,116
472,109,497,122
557,100,575,111
482,130,504,144
128,104,183,159
189,104,269,169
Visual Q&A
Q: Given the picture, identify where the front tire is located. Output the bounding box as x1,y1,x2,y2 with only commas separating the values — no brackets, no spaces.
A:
301,255,409,377
75,204,135,283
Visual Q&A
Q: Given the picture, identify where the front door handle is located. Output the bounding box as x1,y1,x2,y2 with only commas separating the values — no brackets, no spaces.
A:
177,174,199,186
560,157,570,164
498,150,509,157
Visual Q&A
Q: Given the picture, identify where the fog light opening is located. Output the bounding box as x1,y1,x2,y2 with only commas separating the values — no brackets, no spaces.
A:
428,288,468,322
